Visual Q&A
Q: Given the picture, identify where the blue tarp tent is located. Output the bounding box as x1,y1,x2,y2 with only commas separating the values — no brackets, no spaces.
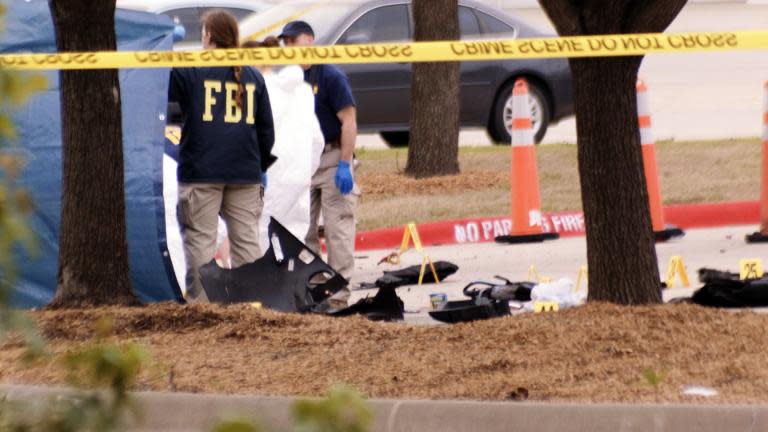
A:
1,0,183,307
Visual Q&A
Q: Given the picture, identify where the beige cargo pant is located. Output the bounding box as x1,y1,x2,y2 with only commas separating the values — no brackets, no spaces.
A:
305,148,358,286
177,183,263,302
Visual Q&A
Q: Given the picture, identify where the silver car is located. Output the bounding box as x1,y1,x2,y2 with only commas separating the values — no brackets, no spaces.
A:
239,0,574,146
117,0,269,50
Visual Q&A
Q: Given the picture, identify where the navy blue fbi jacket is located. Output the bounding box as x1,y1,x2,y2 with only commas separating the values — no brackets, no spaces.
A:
304,64,356,144
169,66,276,183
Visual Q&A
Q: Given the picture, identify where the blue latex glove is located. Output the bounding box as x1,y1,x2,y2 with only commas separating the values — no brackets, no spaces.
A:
335,160,353,195
261,172,268,189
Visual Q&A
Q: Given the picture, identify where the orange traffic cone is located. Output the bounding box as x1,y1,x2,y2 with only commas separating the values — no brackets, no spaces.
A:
747,80,768,243
496,78,558,244
636,79,684,241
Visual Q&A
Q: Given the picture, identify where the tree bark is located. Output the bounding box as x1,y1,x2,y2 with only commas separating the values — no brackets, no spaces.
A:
539,0,687,305
49,0,138,307
571,56,662,304
405,0,460,179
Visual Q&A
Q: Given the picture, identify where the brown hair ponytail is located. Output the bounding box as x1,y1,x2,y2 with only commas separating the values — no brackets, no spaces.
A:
232,66,243,109
242,36,280,49
201,9,244,108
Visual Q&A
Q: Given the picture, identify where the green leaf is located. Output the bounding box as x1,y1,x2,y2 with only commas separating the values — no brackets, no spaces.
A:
642,368,667,389
292,386,372,432
211,419,263,432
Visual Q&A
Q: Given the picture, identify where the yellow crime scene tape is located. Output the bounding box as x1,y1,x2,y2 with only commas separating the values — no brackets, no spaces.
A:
1,30,767,71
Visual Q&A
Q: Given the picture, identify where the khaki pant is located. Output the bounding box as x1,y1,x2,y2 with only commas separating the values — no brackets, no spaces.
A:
178,183,263,301
305,148,358,282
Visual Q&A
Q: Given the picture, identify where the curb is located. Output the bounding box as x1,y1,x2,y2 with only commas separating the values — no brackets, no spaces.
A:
2,384,767,432
355,201,760,251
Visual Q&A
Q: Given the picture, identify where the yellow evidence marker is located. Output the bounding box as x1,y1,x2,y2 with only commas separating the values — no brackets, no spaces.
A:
527,265,553,284
380,222,440,286
574,265,588,292
665,256,690,289
739,259,764,280
534,301,559,313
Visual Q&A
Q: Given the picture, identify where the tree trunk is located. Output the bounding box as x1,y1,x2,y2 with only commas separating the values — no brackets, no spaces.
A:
49,0,138,307
405,0,460,179
539,0,687,305
571,56,662,304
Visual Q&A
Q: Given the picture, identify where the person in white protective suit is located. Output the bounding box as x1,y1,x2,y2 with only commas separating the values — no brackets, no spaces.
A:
163,150,186,290
243,37,324,251
259,65,324,248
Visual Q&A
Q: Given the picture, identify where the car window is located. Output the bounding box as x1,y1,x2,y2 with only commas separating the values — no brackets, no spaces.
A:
337,5,410,44
477,10,516,35
459,6,481,39
199,7,254,22
240,2,359,44
164,7,201,43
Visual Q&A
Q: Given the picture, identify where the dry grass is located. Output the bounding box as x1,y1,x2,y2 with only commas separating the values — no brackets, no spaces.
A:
355,138,762,231
5,302,768,403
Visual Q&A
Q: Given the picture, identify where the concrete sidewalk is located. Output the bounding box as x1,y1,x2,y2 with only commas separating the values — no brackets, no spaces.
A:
349,225,767,324
2,384,767,432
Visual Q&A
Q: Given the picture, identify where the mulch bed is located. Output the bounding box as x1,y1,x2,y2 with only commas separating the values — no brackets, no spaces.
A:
2,302,768,403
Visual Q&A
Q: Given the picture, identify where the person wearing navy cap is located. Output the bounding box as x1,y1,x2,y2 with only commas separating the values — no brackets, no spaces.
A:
280,20,358,307
278,20,315,39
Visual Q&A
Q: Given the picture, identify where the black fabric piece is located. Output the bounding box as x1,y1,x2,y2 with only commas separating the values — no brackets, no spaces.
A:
692,276,768,308
199,218,346,312
365,261,459,290
326,287,404,322
495,232,559,244
746,232,768,243
429,298,511,324
655,226,685,241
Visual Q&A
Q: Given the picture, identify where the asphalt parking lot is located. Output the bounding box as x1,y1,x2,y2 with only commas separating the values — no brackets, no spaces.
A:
349,224,768,324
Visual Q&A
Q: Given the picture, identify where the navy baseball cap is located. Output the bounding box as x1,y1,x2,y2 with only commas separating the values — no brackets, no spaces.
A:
278,20,314,39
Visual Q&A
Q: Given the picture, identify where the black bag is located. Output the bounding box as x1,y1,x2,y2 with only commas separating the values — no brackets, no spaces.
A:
429,277,535,324
364,261,459,290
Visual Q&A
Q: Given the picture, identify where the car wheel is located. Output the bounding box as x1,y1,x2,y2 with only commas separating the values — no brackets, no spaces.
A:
380,131,410,148
488,80,551,145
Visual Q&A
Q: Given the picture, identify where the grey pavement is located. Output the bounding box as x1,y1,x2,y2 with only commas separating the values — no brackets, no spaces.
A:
357,2,768,149
3,384,768,432
349,224,768,323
